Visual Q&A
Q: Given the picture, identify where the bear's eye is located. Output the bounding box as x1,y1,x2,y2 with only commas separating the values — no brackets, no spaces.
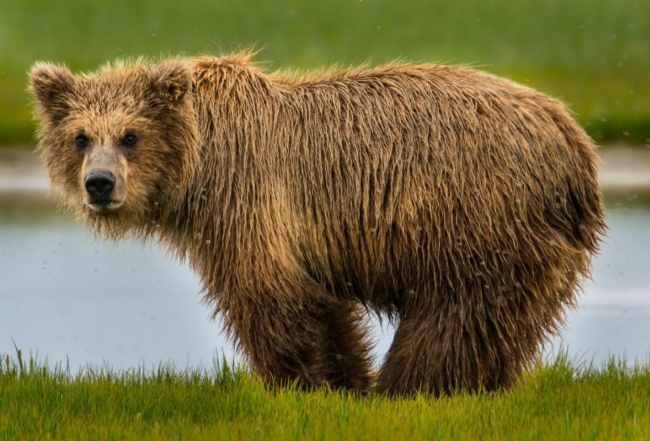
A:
122,132,138,147
75,133,89,148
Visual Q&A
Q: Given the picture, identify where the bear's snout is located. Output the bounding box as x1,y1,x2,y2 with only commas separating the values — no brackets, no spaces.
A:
79,145,128,212
84,169,116,206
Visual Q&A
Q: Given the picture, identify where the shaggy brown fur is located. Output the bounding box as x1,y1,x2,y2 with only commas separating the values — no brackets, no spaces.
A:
29,52,606,396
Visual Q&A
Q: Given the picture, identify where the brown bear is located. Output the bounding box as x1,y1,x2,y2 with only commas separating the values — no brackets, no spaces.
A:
29,51,606,396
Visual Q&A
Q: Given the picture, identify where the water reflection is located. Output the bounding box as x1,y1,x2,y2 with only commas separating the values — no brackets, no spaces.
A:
1,194,649,372
551,201,650,365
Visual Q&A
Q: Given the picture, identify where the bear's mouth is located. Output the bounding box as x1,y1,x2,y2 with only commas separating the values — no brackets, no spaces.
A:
86,199,124,212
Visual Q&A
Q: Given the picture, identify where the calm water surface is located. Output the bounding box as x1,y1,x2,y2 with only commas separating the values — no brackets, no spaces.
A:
1,196,650,372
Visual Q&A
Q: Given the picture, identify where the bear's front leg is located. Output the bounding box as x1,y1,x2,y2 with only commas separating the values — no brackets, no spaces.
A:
220,274,374,392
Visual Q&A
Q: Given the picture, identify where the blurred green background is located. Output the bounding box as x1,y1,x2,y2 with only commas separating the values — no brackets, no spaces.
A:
1,0,648,146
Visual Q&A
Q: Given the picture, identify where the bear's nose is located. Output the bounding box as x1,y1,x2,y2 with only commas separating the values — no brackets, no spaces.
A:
84,169,116,200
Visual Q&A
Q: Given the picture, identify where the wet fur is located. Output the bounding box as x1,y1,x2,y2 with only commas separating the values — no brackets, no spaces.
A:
30,52,606,396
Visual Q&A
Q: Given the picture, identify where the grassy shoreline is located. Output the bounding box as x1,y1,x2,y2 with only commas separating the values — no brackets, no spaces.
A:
2,352,650,440
1,0,649,145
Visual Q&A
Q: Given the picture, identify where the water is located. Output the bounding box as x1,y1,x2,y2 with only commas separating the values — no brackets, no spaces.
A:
1,195,650,373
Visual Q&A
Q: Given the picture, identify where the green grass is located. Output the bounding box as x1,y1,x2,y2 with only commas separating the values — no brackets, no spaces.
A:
2,351,650,440
1,0,649,145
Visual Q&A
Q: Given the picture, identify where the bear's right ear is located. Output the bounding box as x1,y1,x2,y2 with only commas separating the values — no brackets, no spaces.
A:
29,62,75,121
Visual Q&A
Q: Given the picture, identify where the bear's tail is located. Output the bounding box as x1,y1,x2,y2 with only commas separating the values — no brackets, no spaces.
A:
553,108,607,254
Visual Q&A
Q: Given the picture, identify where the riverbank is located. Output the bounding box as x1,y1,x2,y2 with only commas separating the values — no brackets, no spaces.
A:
1,144,649,196
2,352,650,440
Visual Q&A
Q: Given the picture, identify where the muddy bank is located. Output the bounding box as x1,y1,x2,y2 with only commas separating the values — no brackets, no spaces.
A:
1,144,649,195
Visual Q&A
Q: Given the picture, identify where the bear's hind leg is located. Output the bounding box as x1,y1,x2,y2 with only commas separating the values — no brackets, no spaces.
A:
375,300,525,396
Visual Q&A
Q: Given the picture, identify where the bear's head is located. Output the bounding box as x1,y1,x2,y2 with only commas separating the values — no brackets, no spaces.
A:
29,59,199,237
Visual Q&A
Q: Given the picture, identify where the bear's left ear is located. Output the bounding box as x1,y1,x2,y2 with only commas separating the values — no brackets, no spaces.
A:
152,60,192,106
29,62,75,121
